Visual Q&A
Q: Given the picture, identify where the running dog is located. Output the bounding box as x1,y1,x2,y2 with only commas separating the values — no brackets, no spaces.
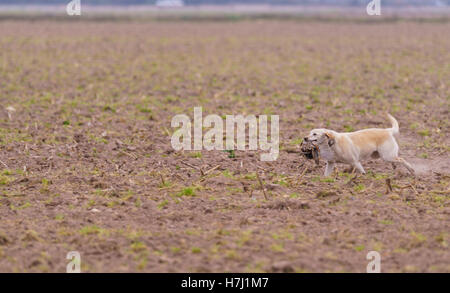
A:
303,114,415,176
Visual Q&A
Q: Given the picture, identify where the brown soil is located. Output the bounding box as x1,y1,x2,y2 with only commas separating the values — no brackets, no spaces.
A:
0,19,448,272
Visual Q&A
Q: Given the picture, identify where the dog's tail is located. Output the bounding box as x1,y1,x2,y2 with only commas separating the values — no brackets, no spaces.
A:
387,113,399,135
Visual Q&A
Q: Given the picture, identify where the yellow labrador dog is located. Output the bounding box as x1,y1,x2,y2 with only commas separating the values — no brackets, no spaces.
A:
304,114,415,176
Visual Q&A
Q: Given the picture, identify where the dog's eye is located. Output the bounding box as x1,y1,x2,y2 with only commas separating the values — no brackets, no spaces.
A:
313,133,316,136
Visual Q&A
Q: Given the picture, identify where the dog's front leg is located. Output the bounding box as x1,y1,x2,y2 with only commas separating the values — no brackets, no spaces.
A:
324,161,335,176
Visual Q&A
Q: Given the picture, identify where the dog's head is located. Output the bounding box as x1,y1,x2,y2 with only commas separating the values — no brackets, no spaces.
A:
304,129,335,147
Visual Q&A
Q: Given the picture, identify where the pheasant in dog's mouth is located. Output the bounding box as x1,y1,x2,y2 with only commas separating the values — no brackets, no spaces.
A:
300,140,320,165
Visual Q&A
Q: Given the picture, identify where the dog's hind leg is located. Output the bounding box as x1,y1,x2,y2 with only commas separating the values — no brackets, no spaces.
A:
379,141,415,175
383,155,415,176
395,157,415,175
378,139,414,175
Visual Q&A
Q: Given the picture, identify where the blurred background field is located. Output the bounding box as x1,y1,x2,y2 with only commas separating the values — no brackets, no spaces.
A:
0,0,449,273
0,0,449,21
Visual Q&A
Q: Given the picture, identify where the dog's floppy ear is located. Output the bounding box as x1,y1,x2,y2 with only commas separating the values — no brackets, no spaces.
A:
325,132,335,147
